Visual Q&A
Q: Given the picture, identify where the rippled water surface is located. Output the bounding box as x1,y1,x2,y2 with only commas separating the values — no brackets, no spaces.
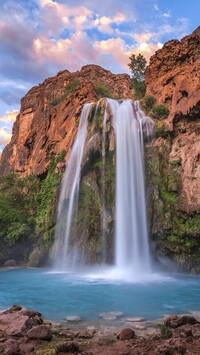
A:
0,268,200,322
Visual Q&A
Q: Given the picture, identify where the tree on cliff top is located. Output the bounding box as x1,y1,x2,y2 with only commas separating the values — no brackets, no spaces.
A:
128,53,147,82
128,53,147,99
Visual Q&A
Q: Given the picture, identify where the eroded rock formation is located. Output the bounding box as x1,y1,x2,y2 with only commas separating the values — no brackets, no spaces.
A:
0,65,132,177
145,26,200,269
145,26,200,131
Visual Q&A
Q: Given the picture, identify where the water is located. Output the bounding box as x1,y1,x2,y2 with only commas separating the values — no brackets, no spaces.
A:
53,103,93,269
53,99,155,277
101,101,108,263
109,99,155,279
0,268,200,322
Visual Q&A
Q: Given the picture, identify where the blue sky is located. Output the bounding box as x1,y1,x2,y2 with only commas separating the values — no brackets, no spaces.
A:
0,0,199,151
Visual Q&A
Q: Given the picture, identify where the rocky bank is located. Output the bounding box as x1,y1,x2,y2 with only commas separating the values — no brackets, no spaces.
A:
1,306,200,354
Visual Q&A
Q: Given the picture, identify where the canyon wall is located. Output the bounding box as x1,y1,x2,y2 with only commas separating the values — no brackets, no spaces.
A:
145,26,200,270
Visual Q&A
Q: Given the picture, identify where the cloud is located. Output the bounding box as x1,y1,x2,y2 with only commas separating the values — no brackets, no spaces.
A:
0,110,19,123
0,127,11,145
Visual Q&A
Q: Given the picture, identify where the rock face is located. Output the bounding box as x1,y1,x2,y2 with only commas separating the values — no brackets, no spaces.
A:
0,65,132,177
145,26,200,130
145,27,200,270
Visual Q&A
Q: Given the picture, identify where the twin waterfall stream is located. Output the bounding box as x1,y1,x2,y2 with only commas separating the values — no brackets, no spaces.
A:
53,99,155,281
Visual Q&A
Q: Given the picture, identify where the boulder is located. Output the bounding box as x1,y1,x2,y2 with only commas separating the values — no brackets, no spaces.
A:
0,312,33,337
164,315,198,328
55,341,80,353
0,307,43,337
116,328,135,340
27,325,52,340
3,339,20,355
3,260,16,267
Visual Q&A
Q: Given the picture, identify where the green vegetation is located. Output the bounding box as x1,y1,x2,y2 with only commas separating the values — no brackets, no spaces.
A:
0,150,66,264
128,53,147,82
95,83,112,98
132,80,146,99
142,94,156,110
152,104,169,119
159,324,172,339
50,80,80,106
128,53,147,99
35,150,66,249
146,142,200,269
0,173,40,246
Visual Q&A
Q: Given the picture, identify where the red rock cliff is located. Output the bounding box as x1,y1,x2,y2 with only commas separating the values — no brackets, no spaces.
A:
0,65,132,177
145,26,200,130
146,26,200,214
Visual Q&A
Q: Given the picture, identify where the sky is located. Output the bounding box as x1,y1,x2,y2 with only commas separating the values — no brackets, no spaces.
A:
0,0,199,151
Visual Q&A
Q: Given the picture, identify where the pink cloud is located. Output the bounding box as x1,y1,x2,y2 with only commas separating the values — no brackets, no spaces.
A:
0,128,11,145
0,109,19,123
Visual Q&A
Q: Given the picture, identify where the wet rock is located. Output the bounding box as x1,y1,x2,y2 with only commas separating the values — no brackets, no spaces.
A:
98,311,124,320
65,315,81,322
27,325,52,340
126,317,145,322
55,341,80,353
116,328,135,340
8,305,22,312
164,315,199,328
3,260,16,267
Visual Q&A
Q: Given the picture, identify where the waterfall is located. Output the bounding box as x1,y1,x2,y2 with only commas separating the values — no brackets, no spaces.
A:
101,102,107,263
53,98,154,278
109,99,155,278
53,103,92,270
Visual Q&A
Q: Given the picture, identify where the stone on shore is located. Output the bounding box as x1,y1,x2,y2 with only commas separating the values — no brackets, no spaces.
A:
164,315,199,328
3,260,16,267
116,328,135,340
55,341,80,353
27,325,52,340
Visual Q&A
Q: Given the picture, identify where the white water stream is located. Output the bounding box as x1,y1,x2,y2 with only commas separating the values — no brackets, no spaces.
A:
53,103,92,269
53,99,155,281
109,99,155,279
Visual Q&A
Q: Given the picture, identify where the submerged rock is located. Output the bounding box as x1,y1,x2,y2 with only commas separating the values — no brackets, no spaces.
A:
65,315,81,322
98,311,124,320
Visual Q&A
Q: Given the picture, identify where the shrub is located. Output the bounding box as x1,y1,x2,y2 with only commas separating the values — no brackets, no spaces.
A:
95,83,111,98
143,95,156,110
152,104,169,119
64,80,80,94
159,324,172,339
50,80,80,106
132,79,146,99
